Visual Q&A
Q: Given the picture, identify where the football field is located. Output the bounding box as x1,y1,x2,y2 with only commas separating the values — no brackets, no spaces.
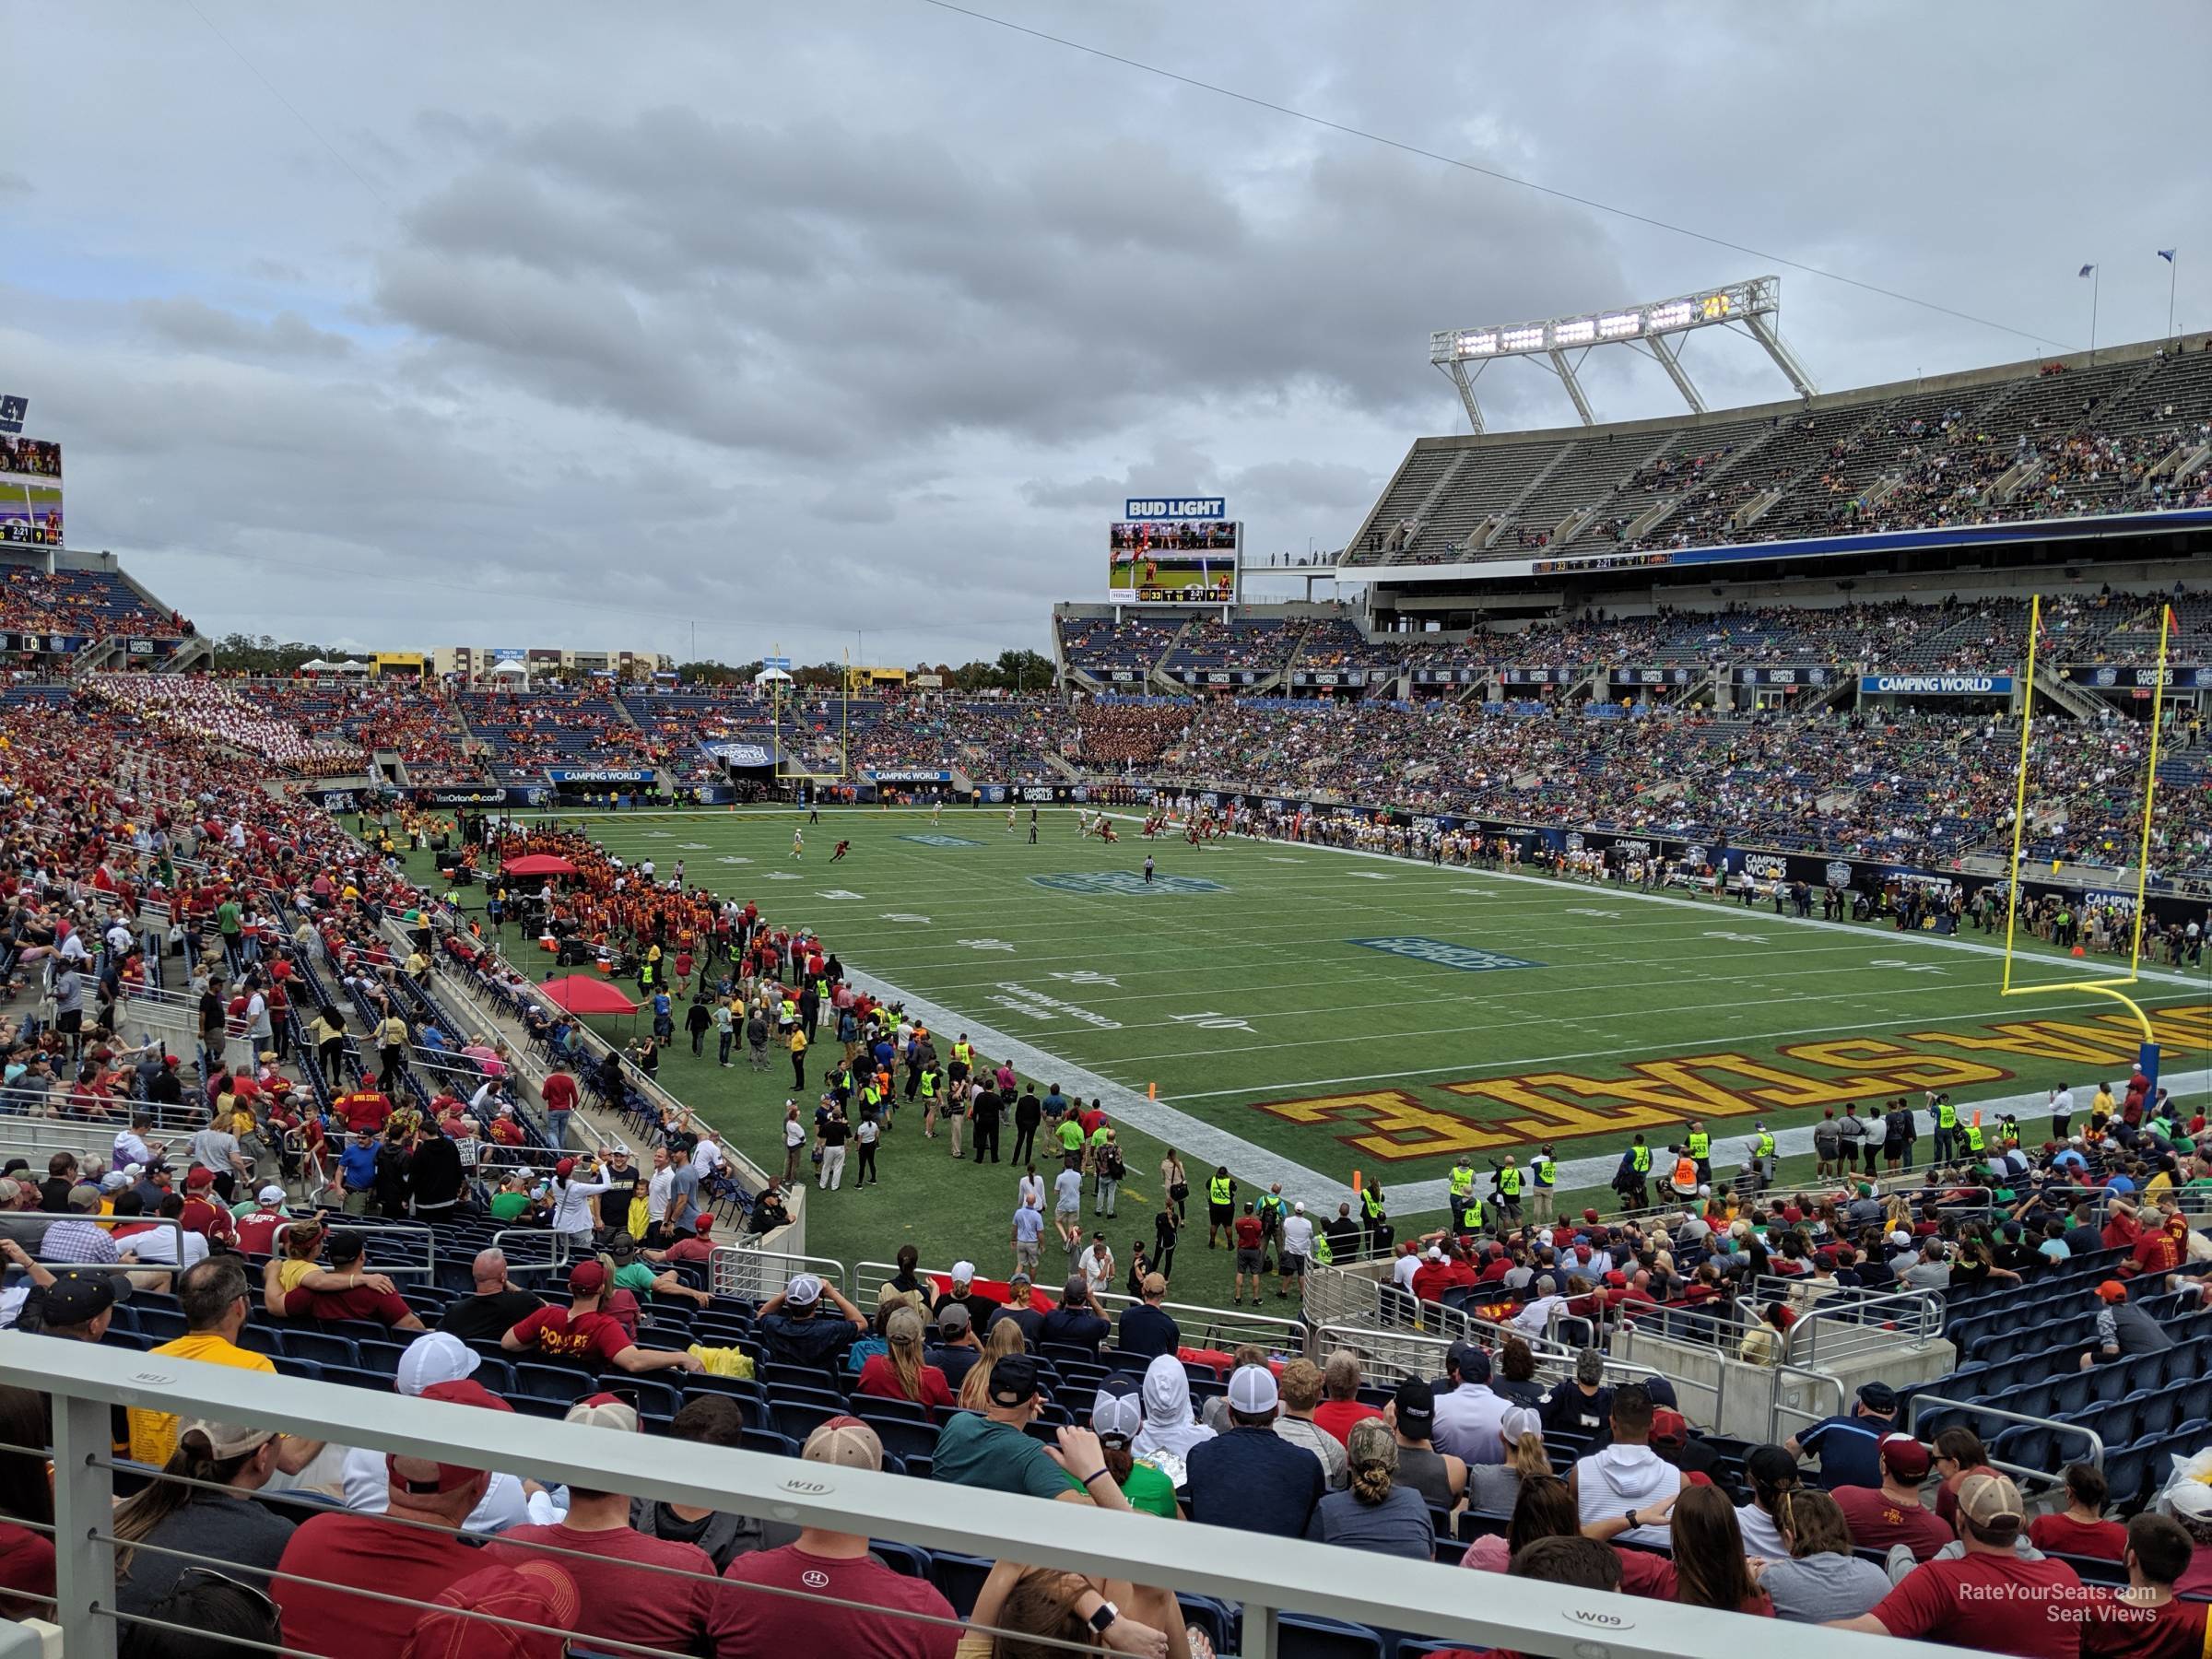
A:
469,806,2212,1299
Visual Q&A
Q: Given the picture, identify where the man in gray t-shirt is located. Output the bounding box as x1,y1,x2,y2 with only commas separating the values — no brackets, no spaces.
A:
666,1160,702,1230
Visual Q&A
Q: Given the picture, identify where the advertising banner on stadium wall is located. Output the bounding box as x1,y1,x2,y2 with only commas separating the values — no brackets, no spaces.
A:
1411,667,1486,686
704,741,775,768
1167,668,1265,687
1734,665,1840,686
865,769,955,783
1858,673,2015,696
1607,666,1697,687
546,768,654,783
1287,669,1374,688
0,632,88,655
1498,668,1577,685
2065,665,2212,689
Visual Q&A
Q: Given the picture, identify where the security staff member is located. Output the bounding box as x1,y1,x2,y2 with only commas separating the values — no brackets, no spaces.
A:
1750,1123,1777,1188
1493,1156,1524,1225
1448,1157,1475,1209
1962,1116,1986,1159
1621,1135,1653,1208
1359,1179,1391,1253
1207,1167,1238,1249
1686,1122,1712,1184
1530,1145,1556,1224
1456,1190,1487,1238
1931,1093,1958,1164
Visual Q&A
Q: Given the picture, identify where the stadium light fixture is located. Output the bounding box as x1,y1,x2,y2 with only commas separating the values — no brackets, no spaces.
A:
1428,274,1817,432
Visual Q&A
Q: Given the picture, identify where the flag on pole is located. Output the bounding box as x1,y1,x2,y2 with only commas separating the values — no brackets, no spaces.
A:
2078,265,2097,277
2158,250,2177,263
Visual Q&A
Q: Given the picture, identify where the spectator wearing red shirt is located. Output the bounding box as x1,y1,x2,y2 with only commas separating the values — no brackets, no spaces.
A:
2029,1464,2130,1560
486,1395,716,1653
1311,1351,1386,1445
232,1186,292,1255
178,1168,238,1245
400,1560,580,1659
2076,1513,2211,1659
712,1418,959,1659
337,1086,392,1136
500,1259,704,1375
1830,1471,2081,1656
855,1307,953,1408
645,1213,719,1266
539,1068,578,1151
2132,1212,2191,1277
264,1228,426,1332
272,1446,494,1656
1830,1435,1953,1562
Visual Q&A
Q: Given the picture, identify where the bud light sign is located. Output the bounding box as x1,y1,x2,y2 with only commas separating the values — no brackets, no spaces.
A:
1124,498,1225,520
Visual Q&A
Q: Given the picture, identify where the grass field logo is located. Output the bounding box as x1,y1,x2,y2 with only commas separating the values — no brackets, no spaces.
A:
1030,872,1229,897
899,833,982,848
1350,936,1537,972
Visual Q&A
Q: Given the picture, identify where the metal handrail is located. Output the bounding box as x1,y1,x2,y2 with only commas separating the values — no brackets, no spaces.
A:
710,1242,846,1303
1312,1320,1669,1394
1907,1389,2106,1485
487,1227,571,1278
1765,1361,1848,1448
852,1257,1308,1355
270,1218,438,1278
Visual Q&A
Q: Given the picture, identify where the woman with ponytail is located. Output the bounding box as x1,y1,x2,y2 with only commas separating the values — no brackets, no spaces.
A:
110,1418,294,1619
1302,1418,1433,1559
856,1305,952,1406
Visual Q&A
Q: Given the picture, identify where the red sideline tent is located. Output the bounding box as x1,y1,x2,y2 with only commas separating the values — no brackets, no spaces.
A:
502,853,579,877
535,974,638,1016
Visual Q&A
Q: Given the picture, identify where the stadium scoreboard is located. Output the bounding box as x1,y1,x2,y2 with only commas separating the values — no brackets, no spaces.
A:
1110,497,1239,604
0,428,63,547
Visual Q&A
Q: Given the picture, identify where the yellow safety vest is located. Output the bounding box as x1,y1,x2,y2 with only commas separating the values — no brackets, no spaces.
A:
1630,1146,1651,1173
1531,1157,1555,1188
1687,1132,1711,1159
1964,1124,1985,1153
953,1042,972,1065
919,1070,938,1100
1498,1166,1523,1197
1754,1132,1775,1159
1448,1166,1474,1200
1208,1175,1232,1206
1937,1101,1958,1129
1458,1195,1486,1231
1360,1187,1385,1219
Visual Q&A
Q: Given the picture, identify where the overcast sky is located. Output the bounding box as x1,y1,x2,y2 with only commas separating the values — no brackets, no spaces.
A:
4,2,2206,665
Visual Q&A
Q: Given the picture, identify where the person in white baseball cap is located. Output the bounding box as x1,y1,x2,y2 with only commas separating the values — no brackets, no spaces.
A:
1185,1361,1325,1535
335,1332,564,1533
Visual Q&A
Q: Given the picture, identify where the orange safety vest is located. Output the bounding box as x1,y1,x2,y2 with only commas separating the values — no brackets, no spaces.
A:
1673,1157,1699,1190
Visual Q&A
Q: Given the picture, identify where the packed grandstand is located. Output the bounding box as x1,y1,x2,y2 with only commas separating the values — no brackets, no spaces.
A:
4,332,2212,1659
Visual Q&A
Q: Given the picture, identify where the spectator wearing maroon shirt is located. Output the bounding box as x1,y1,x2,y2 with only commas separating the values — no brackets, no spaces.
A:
231,1185,291,1255
400,1560,579,1659
263,1229,425,1331
486,1396,716,1653
2029,1463,2129,1561
1830,1471,2082,1657
2077,1514,2210,1659
712,1418,959,1659
272,1446,494,1656
539,1067,578,1151
500,1259,704,1374
642,1212,719,1267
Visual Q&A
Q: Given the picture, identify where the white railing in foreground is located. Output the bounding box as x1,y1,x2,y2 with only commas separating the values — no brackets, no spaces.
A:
0,1337,1939,1659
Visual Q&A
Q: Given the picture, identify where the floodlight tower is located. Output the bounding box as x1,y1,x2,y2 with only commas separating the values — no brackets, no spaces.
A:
1429,275,1817,432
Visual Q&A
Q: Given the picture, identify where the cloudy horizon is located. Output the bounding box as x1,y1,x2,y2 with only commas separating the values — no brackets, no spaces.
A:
4,2,2205,665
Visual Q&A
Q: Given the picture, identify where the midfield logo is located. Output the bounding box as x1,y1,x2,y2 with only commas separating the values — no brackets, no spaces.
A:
1348,936,1538,972
1030,872,1229,897
898,834,982,848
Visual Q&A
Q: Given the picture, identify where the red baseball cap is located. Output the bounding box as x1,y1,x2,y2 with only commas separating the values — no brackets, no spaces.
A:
568,1260,608,1295
694,1214,714,1233
184,1167,215,1191
554,1158,576,1179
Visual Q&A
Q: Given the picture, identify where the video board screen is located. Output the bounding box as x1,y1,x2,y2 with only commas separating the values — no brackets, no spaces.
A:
1109,518,1239,603
0,438,63,547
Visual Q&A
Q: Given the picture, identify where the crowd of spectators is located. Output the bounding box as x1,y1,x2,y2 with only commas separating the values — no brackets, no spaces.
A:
0,569,182,641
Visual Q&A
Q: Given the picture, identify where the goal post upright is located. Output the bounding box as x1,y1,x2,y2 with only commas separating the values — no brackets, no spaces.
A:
1999,594,2174,1090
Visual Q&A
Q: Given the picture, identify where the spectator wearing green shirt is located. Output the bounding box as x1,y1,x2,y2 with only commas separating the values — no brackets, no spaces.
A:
605,1232,712,1309
216,896,242,957
1054,1113,1086,1159
932,1355,1084,1502
486,1173,538,1224
1091,1385,1181,1519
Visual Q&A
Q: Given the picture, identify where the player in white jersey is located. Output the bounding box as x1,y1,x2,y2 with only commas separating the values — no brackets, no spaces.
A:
791,828,804,860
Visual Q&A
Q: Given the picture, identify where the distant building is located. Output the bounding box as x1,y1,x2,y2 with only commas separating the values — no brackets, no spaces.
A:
431,646,675,686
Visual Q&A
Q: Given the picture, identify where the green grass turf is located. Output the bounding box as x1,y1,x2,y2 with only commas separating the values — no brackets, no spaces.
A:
429,806,2212,1306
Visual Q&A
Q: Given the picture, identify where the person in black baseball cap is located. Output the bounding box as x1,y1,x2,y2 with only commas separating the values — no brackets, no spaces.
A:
34,1273,116,1340
1783,1377,1899,1490
1385,1377,1467,1511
